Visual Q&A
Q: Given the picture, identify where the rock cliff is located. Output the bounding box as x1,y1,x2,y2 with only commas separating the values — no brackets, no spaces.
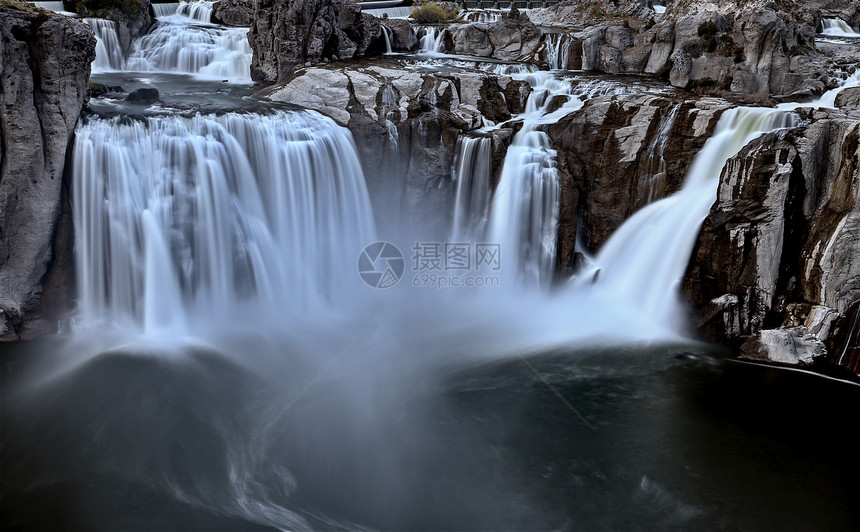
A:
0,3,96,339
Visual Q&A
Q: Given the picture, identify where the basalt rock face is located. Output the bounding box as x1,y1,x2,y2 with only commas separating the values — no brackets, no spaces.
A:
544,93,730,273
817,0,860,31
257,61,528,238
212,0,253,26
0,4,96,339
531,0,833,99
684,107,860,371
70,0,153,53
382,18,418,52
527,0,651,29
450,12,542,61
248,0,384,82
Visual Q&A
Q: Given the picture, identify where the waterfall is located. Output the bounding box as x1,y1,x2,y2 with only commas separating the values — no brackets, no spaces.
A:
381,25,393,54
543,33,574,70
31,1,68,12
86,18,125,72
464,10,504,23
821,18,860,37
363,6,415,19
177,0,215,23
574,107,800,328
487,126,560,288
71,110,376,333
452,135,493,239
126,16,252,81
637,103,681,206
152,2,181,17
419,27,446,55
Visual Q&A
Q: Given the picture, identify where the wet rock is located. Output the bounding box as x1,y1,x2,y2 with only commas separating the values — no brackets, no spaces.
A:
449,12,541,61
0,4,96,339
546,93,731,273
835,87,860,108
684,108,860,367
212,0,253,26
248,0,383,82
72,0,153,53
382,18,418,52
126,87,160,104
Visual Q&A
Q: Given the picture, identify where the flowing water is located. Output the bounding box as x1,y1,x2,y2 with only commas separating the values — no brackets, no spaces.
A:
3,7,860,530
821,17,860,37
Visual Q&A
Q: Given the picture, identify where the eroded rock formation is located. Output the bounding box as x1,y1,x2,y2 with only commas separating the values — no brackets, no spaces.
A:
248,0,385,82
0,3,96,339
450,12,543,61
70,0,153,53
545,93,731,272
684,106,860,370
212,0,253,26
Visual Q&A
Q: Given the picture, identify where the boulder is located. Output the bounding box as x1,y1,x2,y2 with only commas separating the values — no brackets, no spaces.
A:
212,0,253,26
449,12,541,61
126,87,159,105
0,3,96,339
834,87,860,108
382,18,418,52
248,0,384,82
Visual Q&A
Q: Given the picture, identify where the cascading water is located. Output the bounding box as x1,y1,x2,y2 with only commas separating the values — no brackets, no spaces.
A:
125,3,252,81
637,103,681,205
177,0,215,22
381,25,394,54
72,110,376,334
820,17,860,37
572,107,800,329
543,32,574,70
86,18,125,72
152,2,181,17
419,27,446,55
452,135,493,239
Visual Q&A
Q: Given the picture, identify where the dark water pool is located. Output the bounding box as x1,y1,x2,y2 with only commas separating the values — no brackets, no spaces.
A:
1,337,858,530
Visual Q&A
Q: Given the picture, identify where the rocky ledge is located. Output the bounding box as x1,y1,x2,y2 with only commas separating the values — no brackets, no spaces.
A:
256,60,530,235
0,2,96,339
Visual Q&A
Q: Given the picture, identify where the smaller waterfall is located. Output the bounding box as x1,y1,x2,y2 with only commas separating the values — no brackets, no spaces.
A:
543,33,574,70
419,28,446,55
177,0,215,23
464,10,504,23
86,18,125,72
381,25,394,54
637,103,681,206
31,1,68,13
452,136,493,239
363,6,415,19
126,16,252,81
152,3,181,17
821,18,860,37
487,126,560,288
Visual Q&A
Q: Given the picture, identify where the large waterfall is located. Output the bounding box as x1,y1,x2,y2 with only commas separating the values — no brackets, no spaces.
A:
72,111,375,333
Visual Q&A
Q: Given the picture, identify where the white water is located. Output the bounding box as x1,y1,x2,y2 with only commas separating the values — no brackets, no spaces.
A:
452,136,493,239
543,33,574,70
637,103,681,205
126,12,252,82
151,3,181,17
31,1,73,14
86,18,125,72
821,18,860,37
364,6,415,19
72,111,375,334
177,0,215,22
465,10,504,23
381,25,394,54
419,28,446,55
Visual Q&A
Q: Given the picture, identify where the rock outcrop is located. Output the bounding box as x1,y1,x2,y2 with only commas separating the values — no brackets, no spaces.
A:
70,0,152,53
248,0,385,82
545,93,731,272
529,0,838,99
257,60,529,236
382,18,418,52
450,12,542,61
212,0,253,26
0,3,96,339
684,106,860,371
